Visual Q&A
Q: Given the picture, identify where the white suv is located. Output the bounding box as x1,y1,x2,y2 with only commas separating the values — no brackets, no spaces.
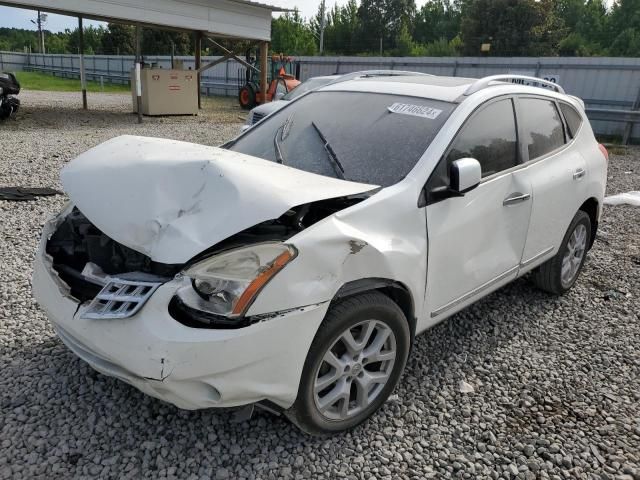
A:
33,74,608,435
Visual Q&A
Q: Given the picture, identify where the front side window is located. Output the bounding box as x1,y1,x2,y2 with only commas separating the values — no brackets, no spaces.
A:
446,98,518,178
229,91,456,187
520,98,566,160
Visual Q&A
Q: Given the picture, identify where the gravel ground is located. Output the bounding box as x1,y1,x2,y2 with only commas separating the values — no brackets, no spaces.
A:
1,91,639,480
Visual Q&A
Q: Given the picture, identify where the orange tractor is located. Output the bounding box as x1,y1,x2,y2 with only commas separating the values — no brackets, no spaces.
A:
238,52,301,110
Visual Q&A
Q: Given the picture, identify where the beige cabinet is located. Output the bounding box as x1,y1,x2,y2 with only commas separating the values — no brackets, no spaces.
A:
131,68,198,116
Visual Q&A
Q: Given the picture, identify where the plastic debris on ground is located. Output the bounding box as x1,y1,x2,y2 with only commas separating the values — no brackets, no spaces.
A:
603,191,640,207
0,187,62,201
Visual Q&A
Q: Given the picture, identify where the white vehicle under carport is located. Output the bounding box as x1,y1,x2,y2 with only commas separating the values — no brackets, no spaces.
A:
243,75,340,130
242,70,432,131
33,74,608,435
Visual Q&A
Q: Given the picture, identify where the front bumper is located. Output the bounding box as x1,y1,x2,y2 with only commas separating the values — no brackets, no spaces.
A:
32,216,328,410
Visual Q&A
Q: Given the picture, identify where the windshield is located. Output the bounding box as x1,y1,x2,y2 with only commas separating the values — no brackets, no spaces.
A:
282,77,336,101
229,91,456,187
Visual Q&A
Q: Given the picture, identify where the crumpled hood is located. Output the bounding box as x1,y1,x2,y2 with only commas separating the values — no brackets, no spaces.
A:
61,135,377,264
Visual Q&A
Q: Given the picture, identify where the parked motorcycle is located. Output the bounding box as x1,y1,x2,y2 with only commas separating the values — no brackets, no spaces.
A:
0,72,21,120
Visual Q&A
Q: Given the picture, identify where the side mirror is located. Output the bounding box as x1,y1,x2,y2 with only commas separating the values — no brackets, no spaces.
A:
450,158,481,194
419,157,482,207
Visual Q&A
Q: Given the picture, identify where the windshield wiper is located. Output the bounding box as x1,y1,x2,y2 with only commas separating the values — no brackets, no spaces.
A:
311,121,345,179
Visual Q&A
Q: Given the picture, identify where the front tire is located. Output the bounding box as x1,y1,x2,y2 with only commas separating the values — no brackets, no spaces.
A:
532,210,591,295
286,292,410,436
238,84,256,110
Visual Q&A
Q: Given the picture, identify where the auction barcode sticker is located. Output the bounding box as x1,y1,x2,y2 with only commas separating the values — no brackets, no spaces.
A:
387,103,442,119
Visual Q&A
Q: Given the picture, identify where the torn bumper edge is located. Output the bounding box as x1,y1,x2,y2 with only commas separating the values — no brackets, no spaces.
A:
32,212,330,410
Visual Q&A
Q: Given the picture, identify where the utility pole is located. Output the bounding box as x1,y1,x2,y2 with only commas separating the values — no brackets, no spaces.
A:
319,0,326,55
31,11,47,54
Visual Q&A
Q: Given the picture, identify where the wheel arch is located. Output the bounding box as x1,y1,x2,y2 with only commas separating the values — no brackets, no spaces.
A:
333,278,417,343
578,197,599,249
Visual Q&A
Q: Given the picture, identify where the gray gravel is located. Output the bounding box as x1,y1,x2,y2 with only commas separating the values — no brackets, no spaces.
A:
1,91,639,480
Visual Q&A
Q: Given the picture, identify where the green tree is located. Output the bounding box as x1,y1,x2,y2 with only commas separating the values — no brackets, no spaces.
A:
608,0,640,55
395,23,415,55
101,23,135,55
530,0,568,55
460,0,561,56
67,26,106,54
609,27,640,55
0,27,39,52
414,0,462,45
558,32,595,55
142,30,193,55
271,10,317,55
311,0,361,55
45,32,69,54
554,0,586,31
357,0,416,53
357,0,387,53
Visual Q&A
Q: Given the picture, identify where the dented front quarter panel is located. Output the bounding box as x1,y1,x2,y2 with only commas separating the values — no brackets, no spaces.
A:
247,179,428,323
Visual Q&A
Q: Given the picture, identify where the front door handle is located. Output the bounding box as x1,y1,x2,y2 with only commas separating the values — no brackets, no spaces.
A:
573,168,586,180
503,192,531,206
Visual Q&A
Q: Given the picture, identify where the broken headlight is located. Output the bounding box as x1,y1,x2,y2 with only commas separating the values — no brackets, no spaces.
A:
177,243,297,318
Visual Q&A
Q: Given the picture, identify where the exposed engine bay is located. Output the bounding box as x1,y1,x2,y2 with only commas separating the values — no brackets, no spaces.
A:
46,208,180,302
47,195,367,307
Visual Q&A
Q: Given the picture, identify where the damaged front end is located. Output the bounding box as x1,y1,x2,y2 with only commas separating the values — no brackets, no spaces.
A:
46,193,369,328
46,207,180,305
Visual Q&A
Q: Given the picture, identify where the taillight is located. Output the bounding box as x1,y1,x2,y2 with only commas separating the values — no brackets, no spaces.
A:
598,143,609,162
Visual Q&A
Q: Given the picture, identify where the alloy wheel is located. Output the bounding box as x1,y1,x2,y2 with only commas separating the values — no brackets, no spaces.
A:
561,223,587,288
312,320,397,421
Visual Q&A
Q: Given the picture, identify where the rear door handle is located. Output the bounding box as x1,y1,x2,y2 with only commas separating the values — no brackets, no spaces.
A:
573,168,586,180
503,192,531,206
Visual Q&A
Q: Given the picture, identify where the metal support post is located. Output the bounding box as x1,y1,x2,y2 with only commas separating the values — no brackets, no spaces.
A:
260,41,268,104
79,17,87,109
135,25,143,123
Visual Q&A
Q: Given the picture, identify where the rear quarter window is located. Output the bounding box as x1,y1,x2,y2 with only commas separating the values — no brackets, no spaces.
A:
560,103,583,138
520,98,566,160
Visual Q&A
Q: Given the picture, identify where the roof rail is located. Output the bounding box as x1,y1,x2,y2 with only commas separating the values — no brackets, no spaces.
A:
464,74,565,96
335,70,434,81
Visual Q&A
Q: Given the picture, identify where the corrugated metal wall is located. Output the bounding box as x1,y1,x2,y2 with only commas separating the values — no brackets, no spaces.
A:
2,51,639,140
297,56,640,140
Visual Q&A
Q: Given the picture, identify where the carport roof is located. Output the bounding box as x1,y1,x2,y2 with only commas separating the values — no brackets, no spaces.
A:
0,0,286,41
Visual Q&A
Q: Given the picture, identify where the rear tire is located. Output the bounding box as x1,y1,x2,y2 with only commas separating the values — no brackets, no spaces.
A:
238,85,256,110
531,210,591,295
286,292,410,436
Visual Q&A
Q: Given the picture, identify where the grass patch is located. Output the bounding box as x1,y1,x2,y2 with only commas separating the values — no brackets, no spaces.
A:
15,71,130,93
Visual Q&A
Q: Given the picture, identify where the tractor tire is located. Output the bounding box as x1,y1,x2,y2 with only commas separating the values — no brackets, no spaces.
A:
239,84,257,110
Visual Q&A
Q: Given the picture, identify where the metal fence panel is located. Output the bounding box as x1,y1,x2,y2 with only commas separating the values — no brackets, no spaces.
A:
2,52,639,140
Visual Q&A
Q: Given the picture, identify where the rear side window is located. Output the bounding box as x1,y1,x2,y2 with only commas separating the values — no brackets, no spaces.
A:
520,98,566,160
560,103,583,138
446,99,518,178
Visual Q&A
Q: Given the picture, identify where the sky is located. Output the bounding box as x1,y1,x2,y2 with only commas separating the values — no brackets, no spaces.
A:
0,0,616,32
0,6,105,32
